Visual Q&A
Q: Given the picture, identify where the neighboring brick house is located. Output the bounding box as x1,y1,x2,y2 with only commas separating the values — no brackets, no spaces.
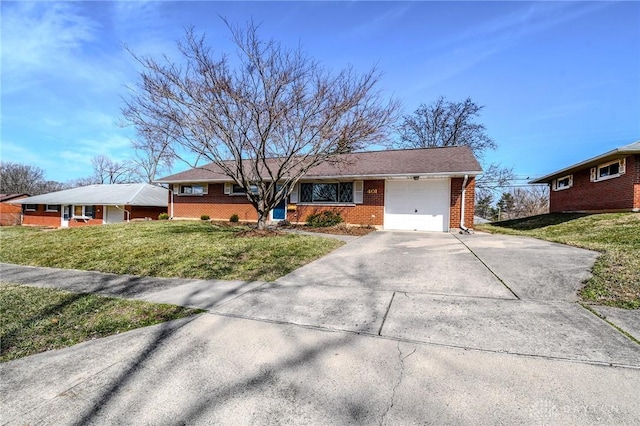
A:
157,147,482,232
530,141,640,213
10,184,168,228
0,194,29,226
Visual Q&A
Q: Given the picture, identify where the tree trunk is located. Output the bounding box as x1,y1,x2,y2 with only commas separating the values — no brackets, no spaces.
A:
256,212,268,230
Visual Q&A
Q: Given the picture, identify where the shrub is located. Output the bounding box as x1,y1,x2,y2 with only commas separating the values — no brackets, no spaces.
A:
278,219,291,227
158,213,169,220
229,213,239,223
200,214,210,221
306,211,343,227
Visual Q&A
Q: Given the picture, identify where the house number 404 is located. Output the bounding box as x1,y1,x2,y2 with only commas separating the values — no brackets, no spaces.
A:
366,189,378,194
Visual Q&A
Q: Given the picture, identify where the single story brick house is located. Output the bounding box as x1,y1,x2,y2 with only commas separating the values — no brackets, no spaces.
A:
157,147,482,232
0,193,29,226
530,140,640,213
11,184,168,228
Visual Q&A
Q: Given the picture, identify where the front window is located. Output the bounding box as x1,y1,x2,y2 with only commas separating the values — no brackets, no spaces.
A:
24,204,36,211
300,182,353,203
598,162,620,179
592,159,625,182
180,184,207,195
232,184,259,195
554,175,572,191
72,206,95,218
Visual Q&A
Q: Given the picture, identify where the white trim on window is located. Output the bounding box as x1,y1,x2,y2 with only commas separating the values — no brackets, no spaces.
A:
24,204,36,211
45,204,61,212
593,158,625,182
552,175,573,191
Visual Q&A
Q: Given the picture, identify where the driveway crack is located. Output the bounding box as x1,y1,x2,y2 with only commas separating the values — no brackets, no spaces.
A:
453,234,520,299
378,292,397,336
380,343,416,425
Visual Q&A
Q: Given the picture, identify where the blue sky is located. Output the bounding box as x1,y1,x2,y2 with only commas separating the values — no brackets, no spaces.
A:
2,1,639,183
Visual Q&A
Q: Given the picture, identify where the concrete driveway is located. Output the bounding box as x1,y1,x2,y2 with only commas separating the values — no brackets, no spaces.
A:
2,231,639,425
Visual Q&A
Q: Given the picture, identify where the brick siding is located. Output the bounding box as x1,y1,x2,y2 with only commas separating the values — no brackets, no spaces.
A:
0,202,23,226
21,204,166,227
449,177,475,229
172,184,259,221
549,155,639,212
288,180,384,226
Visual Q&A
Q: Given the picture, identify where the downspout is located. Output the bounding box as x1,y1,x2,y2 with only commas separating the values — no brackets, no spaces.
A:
115,205,131,223
459,174,472,234
170,187,174,219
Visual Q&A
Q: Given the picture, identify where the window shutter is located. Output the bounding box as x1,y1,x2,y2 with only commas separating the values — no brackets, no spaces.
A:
354,181,364,204
173,184,179,192
289,183,299,203
224,183,232,195
619,158,626,175
590,167,596,182
202,184,209,194
552,179,557,191
568,175,573,186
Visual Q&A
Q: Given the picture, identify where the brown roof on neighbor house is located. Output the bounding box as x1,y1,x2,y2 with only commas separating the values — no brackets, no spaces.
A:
157,146,482,183
530,140,640,184
0,194,29,202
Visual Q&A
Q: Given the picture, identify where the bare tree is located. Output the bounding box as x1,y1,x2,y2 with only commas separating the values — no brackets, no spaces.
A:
91,155,134,184
396,96,497,157
129,127,177,184
395,96,514,205
496,186,549,220
122,21,397,229
0,162,66,195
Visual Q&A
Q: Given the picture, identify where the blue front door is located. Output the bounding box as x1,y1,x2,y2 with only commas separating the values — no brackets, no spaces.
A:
273,199,286,220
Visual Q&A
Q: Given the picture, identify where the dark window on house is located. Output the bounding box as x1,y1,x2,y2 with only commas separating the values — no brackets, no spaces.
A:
232,184,258,195
180,184,207,195
24,204,36,211
85,206,95,218
300,182,353,203
45,204,61,212
599,162,619,178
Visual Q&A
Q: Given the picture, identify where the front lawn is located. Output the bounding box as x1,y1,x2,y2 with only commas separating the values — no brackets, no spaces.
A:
476,213,640,309
1,283,202,362
0,221,343,282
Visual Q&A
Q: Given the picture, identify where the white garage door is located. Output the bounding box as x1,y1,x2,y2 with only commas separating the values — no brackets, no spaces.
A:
384,179,450,232
105,206,125,224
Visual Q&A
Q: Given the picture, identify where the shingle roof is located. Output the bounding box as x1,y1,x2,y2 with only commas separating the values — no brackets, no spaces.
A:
530,140,640,184
0,194,29,202
157,146,482,183
9,184,168,207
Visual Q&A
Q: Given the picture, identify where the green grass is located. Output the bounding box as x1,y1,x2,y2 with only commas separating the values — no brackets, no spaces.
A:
0,221,343,282
0,283,203,362
476,213,640,309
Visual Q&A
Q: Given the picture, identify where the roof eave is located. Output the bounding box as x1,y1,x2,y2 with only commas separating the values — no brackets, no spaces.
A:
529,147,640,184
156,170,483,184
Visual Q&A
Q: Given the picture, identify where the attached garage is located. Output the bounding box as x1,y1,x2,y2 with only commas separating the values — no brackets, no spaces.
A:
384,179,450,232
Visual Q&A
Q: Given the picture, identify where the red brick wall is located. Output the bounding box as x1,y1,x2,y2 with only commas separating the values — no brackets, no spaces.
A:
127,206,167,220
22,205,61,227
449,177,475,229
288,180,384,226
66,205,103,227
172,184,258,221
549,155,638,212
0,201,24,226
171,180,386,225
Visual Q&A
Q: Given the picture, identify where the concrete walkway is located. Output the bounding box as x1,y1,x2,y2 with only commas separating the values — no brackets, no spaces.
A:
1,231,640,425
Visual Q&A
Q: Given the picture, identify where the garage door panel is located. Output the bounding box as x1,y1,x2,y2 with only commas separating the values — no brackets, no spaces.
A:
384,180,449,232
